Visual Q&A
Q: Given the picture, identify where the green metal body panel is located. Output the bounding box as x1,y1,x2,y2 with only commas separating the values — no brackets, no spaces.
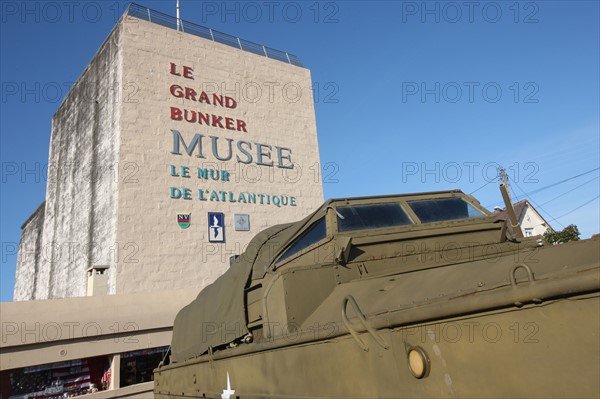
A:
155,190,600,398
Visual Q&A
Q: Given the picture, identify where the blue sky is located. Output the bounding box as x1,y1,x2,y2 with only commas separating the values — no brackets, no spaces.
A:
1,0,599,301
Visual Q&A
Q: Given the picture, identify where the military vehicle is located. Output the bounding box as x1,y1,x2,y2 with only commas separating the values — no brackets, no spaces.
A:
154,189,599,398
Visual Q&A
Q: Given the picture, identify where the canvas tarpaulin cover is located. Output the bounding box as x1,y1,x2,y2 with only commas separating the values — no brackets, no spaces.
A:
170,205,328,363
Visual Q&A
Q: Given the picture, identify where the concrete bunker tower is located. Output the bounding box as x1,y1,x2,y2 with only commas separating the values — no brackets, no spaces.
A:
14,4,323,300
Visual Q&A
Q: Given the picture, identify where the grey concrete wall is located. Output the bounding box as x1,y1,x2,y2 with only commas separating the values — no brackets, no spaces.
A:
2,288,197,370
114,17,324,294
13,204,45,301
15,21,124,300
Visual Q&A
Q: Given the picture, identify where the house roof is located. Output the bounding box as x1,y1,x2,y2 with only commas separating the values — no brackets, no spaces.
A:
494,199,529,222
493,199,553,233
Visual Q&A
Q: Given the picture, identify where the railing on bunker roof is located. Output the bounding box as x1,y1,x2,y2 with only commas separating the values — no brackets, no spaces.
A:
126,3,304,67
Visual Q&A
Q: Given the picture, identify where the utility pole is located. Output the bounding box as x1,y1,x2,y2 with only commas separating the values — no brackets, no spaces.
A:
499,167,524,239
500,167,509,189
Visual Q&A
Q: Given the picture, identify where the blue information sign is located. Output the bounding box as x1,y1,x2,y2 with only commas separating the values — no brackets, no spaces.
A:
208,212,225,242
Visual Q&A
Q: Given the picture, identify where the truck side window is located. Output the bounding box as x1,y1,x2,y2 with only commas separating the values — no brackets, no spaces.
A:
277,218,326,262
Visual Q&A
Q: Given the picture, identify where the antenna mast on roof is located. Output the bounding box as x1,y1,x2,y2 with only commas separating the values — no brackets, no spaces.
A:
176,0,181,31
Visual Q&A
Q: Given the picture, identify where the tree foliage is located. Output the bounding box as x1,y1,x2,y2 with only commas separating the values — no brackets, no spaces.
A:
543,224,580,245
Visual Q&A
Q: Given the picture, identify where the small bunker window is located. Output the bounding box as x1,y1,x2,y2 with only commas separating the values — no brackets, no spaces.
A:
408,198,485,223
277,218,327,262
337,203,413,232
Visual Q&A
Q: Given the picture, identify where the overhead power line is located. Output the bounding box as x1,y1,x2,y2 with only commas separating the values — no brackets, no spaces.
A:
539,175,600,206
546,195,600,224
469,179,496,195
514,167,600,200
509,176,565,229
482,167,599,210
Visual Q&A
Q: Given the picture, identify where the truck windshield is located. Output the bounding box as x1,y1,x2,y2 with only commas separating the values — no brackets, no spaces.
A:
408,198,485,223
337,203,413,232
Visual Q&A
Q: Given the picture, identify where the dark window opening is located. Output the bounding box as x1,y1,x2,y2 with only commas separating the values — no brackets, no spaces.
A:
337,203,413,232
120,346,169,388
1,356,108,399
408,198,485,223
277,218,326,262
